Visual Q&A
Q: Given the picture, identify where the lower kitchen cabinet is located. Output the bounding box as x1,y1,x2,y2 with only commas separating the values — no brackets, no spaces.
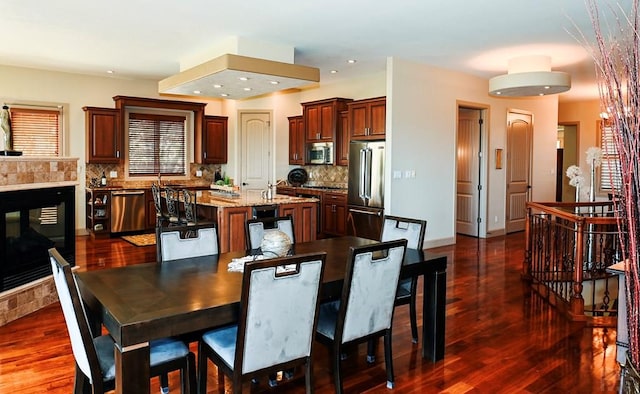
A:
86,189,111,237
279,202,318,243
322,192,347,236
218,206,251,253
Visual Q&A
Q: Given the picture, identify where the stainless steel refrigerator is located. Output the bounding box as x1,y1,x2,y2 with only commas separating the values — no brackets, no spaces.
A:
347,140,385,239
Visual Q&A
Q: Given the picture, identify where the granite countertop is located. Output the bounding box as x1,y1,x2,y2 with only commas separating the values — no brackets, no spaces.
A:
195,189,319,208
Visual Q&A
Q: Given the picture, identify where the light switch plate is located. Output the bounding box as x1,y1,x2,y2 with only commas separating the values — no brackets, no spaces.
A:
109,171,117,178
196,170,203,177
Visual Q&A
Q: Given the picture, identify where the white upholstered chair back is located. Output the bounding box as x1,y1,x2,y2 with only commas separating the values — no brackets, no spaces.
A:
240,255,324,374
159,225,219,261
246,216,295,250
49,249,95,384
341,241,406,343
381,215,426,250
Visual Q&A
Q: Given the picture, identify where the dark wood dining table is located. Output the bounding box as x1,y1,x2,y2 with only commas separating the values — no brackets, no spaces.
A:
76,236,447,394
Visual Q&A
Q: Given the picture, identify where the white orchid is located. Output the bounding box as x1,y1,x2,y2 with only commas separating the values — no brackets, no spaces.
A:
586,146,603,168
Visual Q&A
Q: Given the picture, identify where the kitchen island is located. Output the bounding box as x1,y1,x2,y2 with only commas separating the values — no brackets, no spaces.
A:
193,189,318,253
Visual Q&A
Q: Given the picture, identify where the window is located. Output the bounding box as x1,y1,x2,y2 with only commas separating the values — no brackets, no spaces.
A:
598,120,622,193
8,106,62,156
127,112,186,176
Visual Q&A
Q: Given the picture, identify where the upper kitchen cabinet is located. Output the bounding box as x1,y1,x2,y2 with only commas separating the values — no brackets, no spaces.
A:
348,97,386,140
288,115,305,165
336,110,349,166
196,115,228,164
302,98,352,143
84,107,121,164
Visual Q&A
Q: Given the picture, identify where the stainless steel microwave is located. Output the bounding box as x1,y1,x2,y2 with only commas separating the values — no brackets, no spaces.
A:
307,142,334,164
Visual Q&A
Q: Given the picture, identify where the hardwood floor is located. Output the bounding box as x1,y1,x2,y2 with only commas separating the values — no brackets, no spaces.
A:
0,232,620,393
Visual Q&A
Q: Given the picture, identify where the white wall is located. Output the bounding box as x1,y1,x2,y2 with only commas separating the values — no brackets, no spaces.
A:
386,58,559,246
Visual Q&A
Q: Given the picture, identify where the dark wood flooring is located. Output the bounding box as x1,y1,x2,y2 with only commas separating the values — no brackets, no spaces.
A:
0,232,621,393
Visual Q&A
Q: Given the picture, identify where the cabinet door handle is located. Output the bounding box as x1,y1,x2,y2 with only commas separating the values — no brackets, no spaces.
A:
204,152,207,159
116,150,120,158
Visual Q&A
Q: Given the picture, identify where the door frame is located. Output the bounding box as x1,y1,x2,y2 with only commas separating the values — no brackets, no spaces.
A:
455,101,489,238
557,121,580,202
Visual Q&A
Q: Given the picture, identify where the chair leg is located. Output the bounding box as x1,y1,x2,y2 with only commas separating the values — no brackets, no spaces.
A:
73,364,90,394
332,346,344,394
197,343,208,394
409,276,419,344
186,352,196,394
305,357,315,394
160,373,169,394
384,330,395,389
367,338,377,363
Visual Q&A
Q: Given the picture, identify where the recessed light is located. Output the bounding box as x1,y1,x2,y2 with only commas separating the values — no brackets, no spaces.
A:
270,81,279,85
330,70,338,74
243,87,252,91
213,84,223,88
221,93,229,97
238,77,249,81
193,90,201,94
347,59,356,64
106,70,114,74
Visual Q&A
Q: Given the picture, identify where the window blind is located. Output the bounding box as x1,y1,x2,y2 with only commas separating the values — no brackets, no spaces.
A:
9,107,60,156
598,120,622,193
128,113,186,176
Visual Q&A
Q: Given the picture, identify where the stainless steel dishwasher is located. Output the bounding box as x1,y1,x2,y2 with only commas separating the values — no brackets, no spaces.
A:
110,190,146,233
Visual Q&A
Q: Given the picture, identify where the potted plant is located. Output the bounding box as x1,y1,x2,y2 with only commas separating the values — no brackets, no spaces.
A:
586,0,640,389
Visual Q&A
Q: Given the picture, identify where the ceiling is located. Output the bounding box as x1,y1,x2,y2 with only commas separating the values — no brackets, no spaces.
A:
0,0,620,102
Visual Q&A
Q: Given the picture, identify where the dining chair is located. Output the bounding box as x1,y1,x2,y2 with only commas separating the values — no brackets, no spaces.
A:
245,216,295,251
381,215,427,344
156,222,219,262
48,248,196,394
197,252,327,394
315,239,407,394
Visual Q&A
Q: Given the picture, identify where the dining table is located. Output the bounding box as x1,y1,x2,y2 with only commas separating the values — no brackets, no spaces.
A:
76,236,447,394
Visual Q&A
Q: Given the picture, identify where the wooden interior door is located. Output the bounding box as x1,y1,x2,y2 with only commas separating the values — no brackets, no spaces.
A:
506,110,533,233
456,108,482,236
240,111,271,191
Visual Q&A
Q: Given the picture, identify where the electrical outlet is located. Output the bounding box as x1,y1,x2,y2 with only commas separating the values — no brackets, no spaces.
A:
109,171,117,178
196,170,203,177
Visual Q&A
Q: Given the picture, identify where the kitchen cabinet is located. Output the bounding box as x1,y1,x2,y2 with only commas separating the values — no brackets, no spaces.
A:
348,97,386,140
217,206,251,253
279,201,318,243
196,116,228,164
302,98,351,143
86,188,110,237
83,107,121,163
288,115,305,165
322,192,347,236
337,110,349,166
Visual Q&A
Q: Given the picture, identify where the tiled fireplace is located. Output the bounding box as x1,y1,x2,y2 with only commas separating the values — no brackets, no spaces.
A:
0,157,78,326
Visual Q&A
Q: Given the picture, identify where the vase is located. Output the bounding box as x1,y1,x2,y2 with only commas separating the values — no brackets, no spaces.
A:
621,355,640,394
260,230,292,257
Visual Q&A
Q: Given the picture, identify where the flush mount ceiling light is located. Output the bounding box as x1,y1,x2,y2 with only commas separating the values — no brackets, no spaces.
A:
158,53,319,100
489,55,571,97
